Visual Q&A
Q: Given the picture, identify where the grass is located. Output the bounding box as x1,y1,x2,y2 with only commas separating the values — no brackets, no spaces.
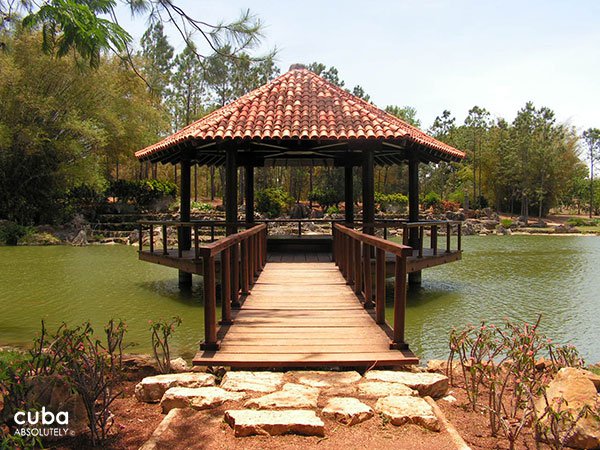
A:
587,365,600,376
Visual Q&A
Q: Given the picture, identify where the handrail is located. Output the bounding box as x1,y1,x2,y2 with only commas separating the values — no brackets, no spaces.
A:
332,223,411,349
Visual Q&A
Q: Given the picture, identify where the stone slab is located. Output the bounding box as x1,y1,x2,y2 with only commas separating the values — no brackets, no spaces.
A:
375,395,440,431
224,409,325,437
220,371,284,393
160,387,244,413
135,372,216,403
244,383,319,410
357,381,417,398
365,370,448,398
322,397,374,426
287,370,362,388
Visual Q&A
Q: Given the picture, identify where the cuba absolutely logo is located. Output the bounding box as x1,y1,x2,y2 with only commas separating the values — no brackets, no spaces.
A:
13,408,70,437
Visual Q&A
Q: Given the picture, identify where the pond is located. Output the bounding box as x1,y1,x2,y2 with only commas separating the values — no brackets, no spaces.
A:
1,235,599,362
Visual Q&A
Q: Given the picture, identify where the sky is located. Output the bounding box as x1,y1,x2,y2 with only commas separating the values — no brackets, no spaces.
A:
115,0,600,132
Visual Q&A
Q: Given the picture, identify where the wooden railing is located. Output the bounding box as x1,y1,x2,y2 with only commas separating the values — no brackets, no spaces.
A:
332,223,412,349
399,220,462,257
138,221,267,350
257,218,342,236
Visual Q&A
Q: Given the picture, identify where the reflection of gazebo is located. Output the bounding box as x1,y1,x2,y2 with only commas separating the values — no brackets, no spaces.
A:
134,65,465,367
136,65,464,278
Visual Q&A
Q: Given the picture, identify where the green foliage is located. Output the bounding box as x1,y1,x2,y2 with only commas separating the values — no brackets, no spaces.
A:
65,184,107,220
149,317,182,374
0,221,32,245
566,217,600,227
422,191,441,209
447,190,465,205
256,187,293,218
191,201,215,212
500,218,514,228
107,179,176,210
309,187,344,210
375,192,408,213
326,205,340,215
384,105,421,128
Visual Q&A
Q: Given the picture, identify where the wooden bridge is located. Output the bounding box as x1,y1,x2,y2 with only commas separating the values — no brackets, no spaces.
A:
138,219,462,368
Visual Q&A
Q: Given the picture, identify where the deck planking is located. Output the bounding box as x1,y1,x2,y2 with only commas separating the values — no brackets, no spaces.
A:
193,261,417,368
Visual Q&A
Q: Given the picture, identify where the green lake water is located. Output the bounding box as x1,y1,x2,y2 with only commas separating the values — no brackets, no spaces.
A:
0,236,599,362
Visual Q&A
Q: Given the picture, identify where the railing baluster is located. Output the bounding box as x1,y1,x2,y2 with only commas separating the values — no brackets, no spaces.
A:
362,242,373,309
375,248,385,324
241,239,249,295
458,223,462,251
220,247,232,325
298,220,302,237
432,225,438,256
346,234,354,285
177,226,183,258
418,226,424,258
210,224,215,242
194,224,199,260
149,224,154,254
354,239,362,295
138,223,143,254
446,222,451,254
200,255,219,350
162,224,168,255
231,243,240,308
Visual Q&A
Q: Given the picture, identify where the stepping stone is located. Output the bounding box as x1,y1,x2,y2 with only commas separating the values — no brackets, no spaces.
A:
244,383,319,410
220,371,284,393
135,372,216,403
160,387,245,413
224,410,325,437
358,381,418,398
364,371,449,398
322,397,374,426
287,370,362,388
375,395,440,431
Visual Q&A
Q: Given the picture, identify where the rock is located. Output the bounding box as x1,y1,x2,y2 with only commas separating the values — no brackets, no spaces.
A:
357,381,417,398
287,370,362,388
169,357,190,373
121,354,157,380
160,386,244,413
321,385,358,397
322,397,374,426
582,369,600,391
375,395,440,432
220,371,284,393
535,367,600,449
244,383,319,410
135,372,216,403
364,371,449,398
440,395,457,403
224,409,325,437
71,229,88,246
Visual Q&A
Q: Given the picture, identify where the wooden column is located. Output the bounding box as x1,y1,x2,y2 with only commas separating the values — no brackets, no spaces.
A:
362,149,375,235
220,247,232,325
344,164,354,224
245,165,254,224
200,255,219,350
390,255,408,349
408,156,422,286
375,248,386,324
178,158,192,288
225,148,238,236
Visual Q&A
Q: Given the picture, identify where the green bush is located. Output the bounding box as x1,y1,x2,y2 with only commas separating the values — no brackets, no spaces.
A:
191,202,215,212
107,179,177,210
65,184,107,220
423,191,442,209
566,217,600,227
448,190,465,205
500,218,513,228
256,188,293,218
309,187,343,209
326,205,340,215
375,192,408,213
0,221,31,245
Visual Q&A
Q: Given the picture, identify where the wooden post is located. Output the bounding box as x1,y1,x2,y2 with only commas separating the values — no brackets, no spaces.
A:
240,240,249,295
344,164,354,224
245,165,254,224
149,224,154,254
362,148,375,235
375,248,386,324
162,224,168,255
391,255,408,349
362,243,373,308
138,223,143,254
200,255,219,350
408,156,421,286
353,239,362,295
231,243,241,308
446,222,451,253
347,235,354,285
225,148,238,236
220,248,232,325
432,225,438,256
179,159,192,288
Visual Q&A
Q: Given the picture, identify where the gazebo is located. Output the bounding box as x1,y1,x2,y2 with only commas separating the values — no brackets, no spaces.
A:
134,65,465,367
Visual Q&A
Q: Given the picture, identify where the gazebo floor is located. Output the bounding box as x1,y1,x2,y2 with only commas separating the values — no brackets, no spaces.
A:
192,260,418,369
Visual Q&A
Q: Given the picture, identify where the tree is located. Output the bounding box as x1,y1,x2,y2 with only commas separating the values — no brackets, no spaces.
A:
582,128,600,218
140,21,173,102
464,106,491,208
385,105,421,128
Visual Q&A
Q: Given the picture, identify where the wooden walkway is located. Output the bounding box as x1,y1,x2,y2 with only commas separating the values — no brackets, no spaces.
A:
193,260,418,368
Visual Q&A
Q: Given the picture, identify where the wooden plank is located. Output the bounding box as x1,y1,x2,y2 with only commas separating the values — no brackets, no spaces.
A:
194,351,418,365
218,344,393,353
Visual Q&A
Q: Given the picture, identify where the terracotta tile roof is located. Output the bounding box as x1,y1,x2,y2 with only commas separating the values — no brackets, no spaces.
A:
135,68,465,161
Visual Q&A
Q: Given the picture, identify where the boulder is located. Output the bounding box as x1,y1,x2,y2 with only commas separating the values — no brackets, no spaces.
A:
121,354,157,380
322,397,374,426
71,229,88,246
220,371,284,393
357,381,417,398
244,383,319,410
135,372,216,403
287,370,362,388
375,395,440,432
364,371,449,398
224,409,325,437
160,387,244,413
169,357,190,373
535,367,600,449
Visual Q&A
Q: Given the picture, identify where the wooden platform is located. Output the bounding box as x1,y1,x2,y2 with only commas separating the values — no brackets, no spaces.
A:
193,261,418,368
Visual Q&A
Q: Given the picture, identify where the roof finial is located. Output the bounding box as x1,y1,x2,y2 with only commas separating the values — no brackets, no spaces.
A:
289,63,307,71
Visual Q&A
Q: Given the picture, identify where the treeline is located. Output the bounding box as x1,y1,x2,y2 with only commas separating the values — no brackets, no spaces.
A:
0,2,597,225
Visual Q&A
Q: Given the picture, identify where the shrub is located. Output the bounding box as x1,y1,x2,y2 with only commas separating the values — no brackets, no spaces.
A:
500,218,514,229
326,205,340,215
107,179,177,210
566,217,600,227
448,190,465,205
375,192,408,213
191,202,214,212
0,221,31,245
423,191,441,209
309,187,344,209
149,317,182,374
65,184,107,220
256,188,293,218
